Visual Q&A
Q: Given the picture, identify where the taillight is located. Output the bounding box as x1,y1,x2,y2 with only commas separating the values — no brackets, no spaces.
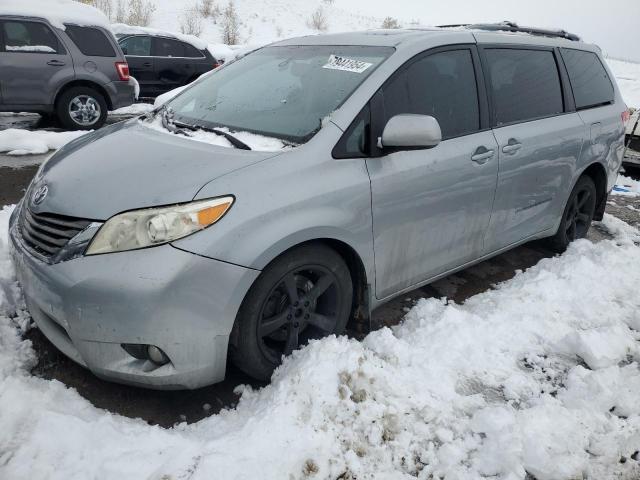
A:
212,62,220,69
115,61,130,81
622,108,630,125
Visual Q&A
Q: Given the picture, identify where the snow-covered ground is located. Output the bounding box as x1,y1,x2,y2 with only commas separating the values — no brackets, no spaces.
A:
607,59,640,108
0,128,88,156
614,173,640,197
2,205,640,479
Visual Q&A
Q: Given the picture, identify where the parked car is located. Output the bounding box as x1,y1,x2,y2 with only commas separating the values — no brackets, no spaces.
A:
116,32,220,98
0,14,135,129
9,24,626,389
624,108,640,167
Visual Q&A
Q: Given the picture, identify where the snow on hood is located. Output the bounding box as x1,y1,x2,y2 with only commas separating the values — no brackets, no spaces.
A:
141,115,292,152
111,23,208,50
0,0,110,30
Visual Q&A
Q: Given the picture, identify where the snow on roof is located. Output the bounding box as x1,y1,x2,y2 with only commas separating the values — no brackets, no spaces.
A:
0,0,110,30
111,23,208,51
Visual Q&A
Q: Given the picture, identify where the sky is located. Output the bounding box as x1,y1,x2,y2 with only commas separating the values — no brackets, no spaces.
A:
344,0,640,62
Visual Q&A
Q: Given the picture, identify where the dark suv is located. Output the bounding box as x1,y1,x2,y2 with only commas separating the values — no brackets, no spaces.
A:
0,15,135,129
117,33,220,98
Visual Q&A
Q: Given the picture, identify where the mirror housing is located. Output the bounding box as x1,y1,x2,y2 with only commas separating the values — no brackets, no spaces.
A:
380,114,442,149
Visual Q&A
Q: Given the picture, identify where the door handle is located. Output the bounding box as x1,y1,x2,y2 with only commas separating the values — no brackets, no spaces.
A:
471,147,495,164
47,60,66,66
143,62,152,67
502,139,522,154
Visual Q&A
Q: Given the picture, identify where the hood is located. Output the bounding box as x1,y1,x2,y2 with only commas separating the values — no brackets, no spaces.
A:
30,119,281,220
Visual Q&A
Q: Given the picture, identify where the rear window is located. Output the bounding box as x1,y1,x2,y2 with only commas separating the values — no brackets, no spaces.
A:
65,25,116,57
485,48,564,126
561,48,614,110
2,20,60,54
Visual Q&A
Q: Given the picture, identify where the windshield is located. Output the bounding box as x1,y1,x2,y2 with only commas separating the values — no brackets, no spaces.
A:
166,45,394,143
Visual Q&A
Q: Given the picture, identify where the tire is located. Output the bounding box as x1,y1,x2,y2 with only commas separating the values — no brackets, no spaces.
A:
546,175,597,252
55,86,108,130
230,244,353,381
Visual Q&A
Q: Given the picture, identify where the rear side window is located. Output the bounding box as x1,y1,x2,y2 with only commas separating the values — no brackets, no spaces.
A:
154,38,185,57
561,48,614,110
65,25,115,57
2,20,60,53
485,49,564,126
183,42,204,58
381,49,480,139
119,35,151,56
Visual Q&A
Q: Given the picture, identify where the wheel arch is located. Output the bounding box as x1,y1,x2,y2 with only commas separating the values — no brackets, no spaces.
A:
54,80,112,110
231,235,373,347
578,162,608,221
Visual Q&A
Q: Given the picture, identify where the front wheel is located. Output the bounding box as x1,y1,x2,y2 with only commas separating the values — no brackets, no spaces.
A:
547,176,597,252
230,244,353,381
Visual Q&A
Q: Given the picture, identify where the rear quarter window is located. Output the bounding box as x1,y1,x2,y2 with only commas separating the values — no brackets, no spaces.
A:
561,48,614,110
65,25,116,57
183,42,204,58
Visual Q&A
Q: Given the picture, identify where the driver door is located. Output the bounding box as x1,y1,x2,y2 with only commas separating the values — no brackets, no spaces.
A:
365,46,499,299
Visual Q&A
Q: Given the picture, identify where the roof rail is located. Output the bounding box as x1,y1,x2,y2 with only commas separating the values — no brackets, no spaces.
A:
438,21,581,42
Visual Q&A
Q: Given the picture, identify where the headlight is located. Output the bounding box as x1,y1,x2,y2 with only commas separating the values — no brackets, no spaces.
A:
85,196,234,255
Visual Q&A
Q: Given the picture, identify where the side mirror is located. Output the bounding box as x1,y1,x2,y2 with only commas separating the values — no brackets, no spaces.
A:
380,114,442,149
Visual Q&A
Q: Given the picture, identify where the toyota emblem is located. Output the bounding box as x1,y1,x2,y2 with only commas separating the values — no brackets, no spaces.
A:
32,185,49,206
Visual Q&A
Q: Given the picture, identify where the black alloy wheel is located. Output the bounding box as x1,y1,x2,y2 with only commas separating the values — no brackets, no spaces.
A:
230,244,353,381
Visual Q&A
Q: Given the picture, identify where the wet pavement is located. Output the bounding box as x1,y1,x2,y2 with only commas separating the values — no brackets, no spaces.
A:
2,115,640,427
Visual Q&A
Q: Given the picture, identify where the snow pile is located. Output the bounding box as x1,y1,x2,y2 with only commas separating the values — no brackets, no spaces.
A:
111,23,208,50
607,59,640,108
154,84,189,107
614,173,640,197
0,129,88,156
110,103,154,116
141,116,291,152
0,0,110,30
2,205,640,479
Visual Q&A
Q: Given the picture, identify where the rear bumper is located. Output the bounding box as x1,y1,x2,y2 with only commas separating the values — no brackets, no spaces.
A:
9,214,259,389
105,80,136,110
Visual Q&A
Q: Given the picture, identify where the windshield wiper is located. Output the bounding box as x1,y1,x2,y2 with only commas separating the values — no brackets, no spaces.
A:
157,106,252,151
186,124,252,151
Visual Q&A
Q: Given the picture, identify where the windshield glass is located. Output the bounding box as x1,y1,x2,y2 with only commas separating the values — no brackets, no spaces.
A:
166,45,394,143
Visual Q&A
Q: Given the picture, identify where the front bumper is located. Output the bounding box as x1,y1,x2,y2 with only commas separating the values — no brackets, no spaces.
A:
9,217,259,389
105,80,136,110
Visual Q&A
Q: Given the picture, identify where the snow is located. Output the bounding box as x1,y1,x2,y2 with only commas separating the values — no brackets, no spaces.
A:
607,59,640,108
153,85,189,107
141,116,290,152
2,204,640,479
129,76,140,100
613,173,640,197
111,23,208,51
6,45,55,53
0,0,110,30
110,103,154,115
0,129,88,156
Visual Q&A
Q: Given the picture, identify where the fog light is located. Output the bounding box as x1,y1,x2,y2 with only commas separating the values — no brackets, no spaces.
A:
147,345,170,365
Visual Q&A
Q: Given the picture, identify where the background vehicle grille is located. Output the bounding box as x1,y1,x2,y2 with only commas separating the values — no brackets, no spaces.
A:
19,208,92,259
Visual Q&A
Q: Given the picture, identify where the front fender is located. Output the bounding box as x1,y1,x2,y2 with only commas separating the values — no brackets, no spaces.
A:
171,130,375,282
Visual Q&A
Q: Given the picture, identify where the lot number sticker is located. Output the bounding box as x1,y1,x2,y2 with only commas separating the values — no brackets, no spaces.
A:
323,55,373,73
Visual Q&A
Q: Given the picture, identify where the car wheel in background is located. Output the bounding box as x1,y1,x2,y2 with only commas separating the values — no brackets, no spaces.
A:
56,86,108,130
547,175,597,252
230,244,353,381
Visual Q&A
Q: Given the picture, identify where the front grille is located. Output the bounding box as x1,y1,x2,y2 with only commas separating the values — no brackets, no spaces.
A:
19,207,92,260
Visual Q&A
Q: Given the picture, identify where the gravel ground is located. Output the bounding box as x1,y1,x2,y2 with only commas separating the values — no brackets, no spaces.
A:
1,132,639,427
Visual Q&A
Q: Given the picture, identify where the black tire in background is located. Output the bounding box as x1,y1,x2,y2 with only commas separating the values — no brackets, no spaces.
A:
547,175,597,252
230,244,353,381
56,86,108,130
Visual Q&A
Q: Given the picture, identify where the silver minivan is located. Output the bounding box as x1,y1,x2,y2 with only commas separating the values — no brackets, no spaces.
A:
9,24,627,389
0,14,135,129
